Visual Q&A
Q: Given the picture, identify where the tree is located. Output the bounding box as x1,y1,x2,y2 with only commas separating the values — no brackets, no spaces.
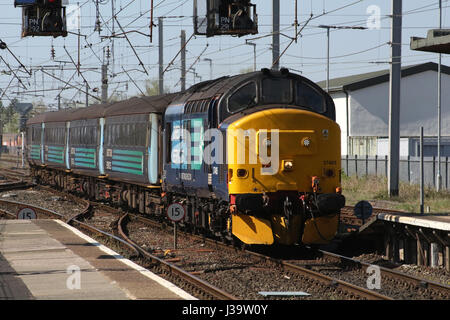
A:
239,67,253,74
145,79,170,96
3,99,19,133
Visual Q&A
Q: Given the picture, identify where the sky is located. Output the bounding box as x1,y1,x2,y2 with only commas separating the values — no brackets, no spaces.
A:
0,0,448,109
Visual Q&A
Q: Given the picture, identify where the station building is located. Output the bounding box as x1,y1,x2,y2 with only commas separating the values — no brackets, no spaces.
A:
318,62,450,157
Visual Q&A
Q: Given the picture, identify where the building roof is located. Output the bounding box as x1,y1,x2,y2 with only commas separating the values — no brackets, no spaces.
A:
317,62,450,92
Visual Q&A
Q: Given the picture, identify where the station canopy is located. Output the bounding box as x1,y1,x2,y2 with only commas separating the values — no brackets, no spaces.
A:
410,29,450,54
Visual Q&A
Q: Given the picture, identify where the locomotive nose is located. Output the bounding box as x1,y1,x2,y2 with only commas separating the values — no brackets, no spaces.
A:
227,108,341,195
227,108,342,245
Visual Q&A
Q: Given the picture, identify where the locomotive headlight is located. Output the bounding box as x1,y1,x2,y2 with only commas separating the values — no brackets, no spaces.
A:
282,160,294,171
262,138,272,148
302,137,311,147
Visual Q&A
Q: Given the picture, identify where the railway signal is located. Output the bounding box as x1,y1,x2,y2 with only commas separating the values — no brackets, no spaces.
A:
14,0,68,38
193,0,258,37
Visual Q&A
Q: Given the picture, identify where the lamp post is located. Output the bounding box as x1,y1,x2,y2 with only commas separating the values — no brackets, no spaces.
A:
318,25,367,92
203,58,212,80
437,0,442,191
245,40,257,71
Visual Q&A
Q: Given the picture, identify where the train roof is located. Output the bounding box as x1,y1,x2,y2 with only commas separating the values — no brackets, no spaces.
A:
170,69,321,103
27,93,178,125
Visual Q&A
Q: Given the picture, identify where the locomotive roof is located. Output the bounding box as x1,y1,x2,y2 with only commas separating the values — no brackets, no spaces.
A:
170,69,314,104
27,93,178,125
170,72,257,103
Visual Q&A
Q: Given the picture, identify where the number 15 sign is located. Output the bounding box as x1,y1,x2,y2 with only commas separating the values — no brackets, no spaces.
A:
166,203,185,223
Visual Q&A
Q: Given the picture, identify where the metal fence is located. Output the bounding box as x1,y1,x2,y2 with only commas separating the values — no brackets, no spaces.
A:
342,155,450,190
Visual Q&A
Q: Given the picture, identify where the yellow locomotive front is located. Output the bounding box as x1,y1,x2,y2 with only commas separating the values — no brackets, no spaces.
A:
226,101,344,246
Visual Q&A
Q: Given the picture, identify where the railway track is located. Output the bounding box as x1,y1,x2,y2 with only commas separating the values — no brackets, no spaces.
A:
292,248,450,299
119,213,391,300
1,179,448,300
120,212,450,299
0,184,238,300
0,166,32,192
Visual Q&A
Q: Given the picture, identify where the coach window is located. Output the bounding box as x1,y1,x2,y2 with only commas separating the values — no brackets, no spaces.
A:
296,82,326,113
261,78,292,104
228,82,257,113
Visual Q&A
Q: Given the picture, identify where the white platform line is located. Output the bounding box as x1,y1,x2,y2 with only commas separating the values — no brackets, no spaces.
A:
54,219,197,300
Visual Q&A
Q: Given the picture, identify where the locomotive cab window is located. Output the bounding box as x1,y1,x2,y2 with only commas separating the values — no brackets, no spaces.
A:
261,78,292,104
296,82,326,113
228,82,257,113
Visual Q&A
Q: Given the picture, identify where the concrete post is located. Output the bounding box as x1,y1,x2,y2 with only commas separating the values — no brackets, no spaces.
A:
181,30,186,91
393,237,400,262
430,243,439,268
417,235,424,266
159,17,164,95
388,0,402,197
272,0,280,70
446,246,450,272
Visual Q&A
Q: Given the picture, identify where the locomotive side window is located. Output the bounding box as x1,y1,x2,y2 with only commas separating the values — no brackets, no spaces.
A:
296,82,326,113
261,78,292,104
228,82,257,113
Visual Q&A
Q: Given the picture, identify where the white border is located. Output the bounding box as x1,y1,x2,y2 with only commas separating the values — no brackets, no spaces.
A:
54,219,197,300
378,213,450,231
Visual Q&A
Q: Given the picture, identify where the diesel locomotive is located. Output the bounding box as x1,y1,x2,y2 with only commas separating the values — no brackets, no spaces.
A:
26,68,345,246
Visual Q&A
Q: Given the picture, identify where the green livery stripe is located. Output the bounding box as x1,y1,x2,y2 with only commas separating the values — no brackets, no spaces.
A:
75,157,95,164
31,144,40,160
76,152,95,159
75,162,96,168
190,148,203,157
112,155,142,163
74,147,96,168
113,149,143,157
48,152,64,158
48,146,64,151
48,150,64,155
111,166,143,175
191,119,203,127
48,158,64,164
76,148,96,153
112,160,142,170
48,154,64,160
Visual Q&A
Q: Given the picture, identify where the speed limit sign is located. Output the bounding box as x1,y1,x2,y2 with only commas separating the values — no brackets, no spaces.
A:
17,207,37,220
167,203,185,223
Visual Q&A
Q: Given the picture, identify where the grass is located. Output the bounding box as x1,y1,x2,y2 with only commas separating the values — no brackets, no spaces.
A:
341,173,450,213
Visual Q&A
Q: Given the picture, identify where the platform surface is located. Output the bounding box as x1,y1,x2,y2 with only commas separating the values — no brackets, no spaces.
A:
377,212,450,231
0,219,196,300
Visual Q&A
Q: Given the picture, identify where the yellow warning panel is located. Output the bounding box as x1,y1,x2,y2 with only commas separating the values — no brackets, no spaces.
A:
302,214,339,245
271,215,302,245
232,213,274,245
